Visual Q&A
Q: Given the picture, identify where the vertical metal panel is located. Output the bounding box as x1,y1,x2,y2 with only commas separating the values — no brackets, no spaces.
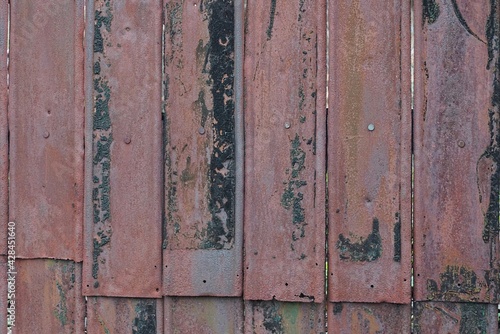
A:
413,302,498,333
164,297,243,334
244,301,326,334
83,0,163,297
86,297,162,334
328,0,412,303
244,0,327,302
8,0,84,260
14,259,85,334
0,0,7,255
414,0,500,302
328,303,411,334
163,0,243,296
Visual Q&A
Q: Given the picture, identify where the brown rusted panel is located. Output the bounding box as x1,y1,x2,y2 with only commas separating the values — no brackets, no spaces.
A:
0,0,7,256
244,301,326,334
164,297,243,333
87,297,162,334
413,302,498,333
8,0,84,260
163,0,243,296
244,0,327,302
83,0,163,297
14,259,85,333
414,0,500,302
328,303,411,334
328,0,412,302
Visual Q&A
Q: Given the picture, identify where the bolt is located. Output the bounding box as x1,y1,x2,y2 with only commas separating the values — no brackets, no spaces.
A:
368,124,375,131
285,122,291,129
124,136,131,144
43,131,50,138
458,140,465,148
198,127,205,135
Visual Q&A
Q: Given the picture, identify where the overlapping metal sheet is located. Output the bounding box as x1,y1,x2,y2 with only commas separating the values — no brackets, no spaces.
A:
0,0,7,255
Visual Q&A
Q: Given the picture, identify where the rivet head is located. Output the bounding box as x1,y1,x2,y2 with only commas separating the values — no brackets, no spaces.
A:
368,124,375,131
43,131,50,138
284,122,291,129
124,136,131,144
198,127,205,135
458,140,465,148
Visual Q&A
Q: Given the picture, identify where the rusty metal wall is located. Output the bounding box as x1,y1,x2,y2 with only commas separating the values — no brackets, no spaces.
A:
13,259,85,334
243,0,327,303
83,0,163,297
413,302,498,333
328,303,411,334
86,297,163,334
162,0,243,297
244,301,326,334
0,0,7,256
327,0,412,303
164,297,243,334
413,0,500,305
8,0,84,261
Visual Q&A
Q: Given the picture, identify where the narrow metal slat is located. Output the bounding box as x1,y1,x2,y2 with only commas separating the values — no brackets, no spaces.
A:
327,0,412,303
83,0,163,297
0,0,7,256
8,0,85,261
243,0,327,303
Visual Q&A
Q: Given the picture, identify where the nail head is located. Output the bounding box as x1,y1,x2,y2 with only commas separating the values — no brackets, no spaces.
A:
284,122,291,129
43,131,50,138
198,127,205,135
124,136,131,144
368,124,375,131
458,140,465,148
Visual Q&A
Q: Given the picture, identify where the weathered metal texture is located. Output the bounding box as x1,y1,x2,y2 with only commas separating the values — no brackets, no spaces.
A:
0,0,7,255
83,0,163,297
164,297,243,333
86,297,163,334
163,0,243,296
413,302,498,333
244,301,326,334
328,303,411,334
0,256,7,330
328,0,412,303
243,0,327,302
14,259,85,333
8,0,84,260
413,0,500,302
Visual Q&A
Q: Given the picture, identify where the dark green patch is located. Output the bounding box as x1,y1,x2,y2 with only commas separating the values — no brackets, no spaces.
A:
281,134,308,246
427,266,481,301
266,0,277,40
337,218,382,262
393,212,401,262
200,0,236,250
164,2,183,47
133,300,157,334
92,232,111,279
298,0,306,22
195,90,210,128
53,282,68,326
459,303,489,334
298,85,305,110
332,303,343,315
94,0,113,53
422,0,440,25
259,301,284,334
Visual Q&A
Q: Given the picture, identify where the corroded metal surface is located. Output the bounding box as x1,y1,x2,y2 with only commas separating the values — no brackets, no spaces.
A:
86,297,162,334
0,0,7,255
83,0,163,297
8,0,84,260
413,302,498,333
328,303,411,334
163,0,243,296
164,297,243,334
244,0,327,302
328,0,412,303
244,301,326,334
14,260,85,333
414,0,500,302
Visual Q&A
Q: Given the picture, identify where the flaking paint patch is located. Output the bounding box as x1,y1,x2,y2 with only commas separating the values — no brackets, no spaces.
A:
92,0,114,286
332,303,343,315
254,301,285,334
133,300,157,334
393,212,401,262
281,134,308,250
422,0,440,25
266,0,277,40
54,282,68,326
426,266,482,301
337,218,382,262
458,303,489,333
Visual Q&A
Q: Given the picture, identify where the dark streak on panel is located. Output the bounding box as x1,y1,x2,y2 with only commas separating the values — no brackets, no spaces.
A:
422,0,440,25
266,0,277,40
202,0,236,250
132,300,157,334
450,0,486,43
393,212,401,262
92,0,113,286
337,218,382,262
426,266,481,301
